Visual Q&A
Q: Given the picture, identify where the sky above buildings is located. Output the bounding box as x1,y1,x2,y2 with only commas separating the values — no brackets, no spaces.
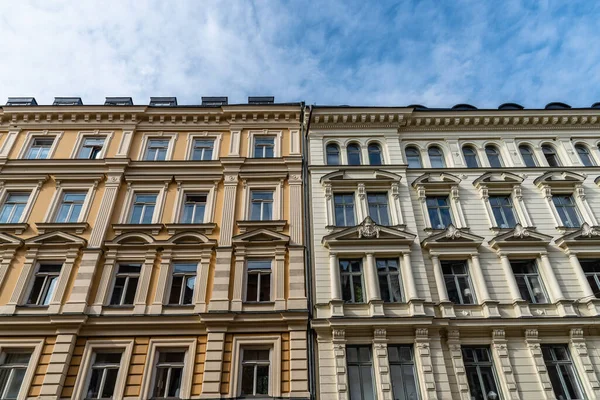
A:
1,0,599,108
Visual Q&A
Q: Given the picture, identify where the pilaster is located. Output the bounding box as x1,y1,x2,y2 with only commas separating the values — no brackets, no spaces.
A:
569,328,600,398
200,329,227,397
414,328,438,400
208,248,232,312
133,248,157,314
372,329,392,400
148,247,173,314
287,246,307,310
88,173,123,248
447,330,470,400
289,326,310,396
491,329,520,400
332,329,349,400
39,332,77,399
524,329,553,399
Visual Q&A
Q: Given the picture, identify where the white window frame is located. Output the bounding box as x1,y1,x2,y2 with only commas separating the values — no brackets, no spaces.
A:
0,179,44,225
70,130,114,159
108,262,142,306
415,182,466,229
17,131,63,160
244,259,274,303
24,262,62,306
43,179,99,224
167,261,198,306
137,132,177,161
0,339,44,400
71,339,134,400
120,184,168,224
229,335,282,398
247,130,282,158
140,338,196,400
171,183,217,224
185,132,222,161
477,185,533,229
242,181,282,221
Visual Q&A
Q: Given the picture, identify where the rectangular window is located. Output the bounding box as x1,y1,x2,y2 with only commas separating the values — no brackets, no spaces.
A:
27,264,62,306
553,195,582,228
109,264,141,306
191,139,214,160
0,193,29,223
181,194,206,224
542,344,585,400
340,259,365,303
26,138,54,159
462,347,501,400
85,352,122,400
129,194,157,224
489,195,517,228
581,259,600,298
442,261,475,305
346,346,375,400
388,346,419,400
246,260,271,302
367,193,390,226
250,191,273,221
511,260,548,304
55,192,87,223
144,139,170,161
78,137,106,159
376,259,403,303
241,349,270,397
426,196,453,229
0,351,31,399
254,137,275,158
168,263,196,305
152,351,185,399
334,193,356,227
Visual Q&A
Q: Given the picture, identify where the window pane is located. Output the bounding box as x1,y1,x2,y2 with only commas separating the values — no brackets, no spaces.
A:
4,367,26,399
259,274,271,302
169,276,183,304
123,277,138,305
519,145,537,167
241,365,255,395
463,147,480,168
256,365,269,394
246,274,258,302
86,368,102,398
368,144,382,165
347,144,361,165
110,276,126,305
248,260,271,270
406,147,422,168
153,368,168,397
41,276,58,305
183,276,195,304
167,367,182,397
428,147,445,168
486,146,503,168
326,144,340,165
348,365,362,400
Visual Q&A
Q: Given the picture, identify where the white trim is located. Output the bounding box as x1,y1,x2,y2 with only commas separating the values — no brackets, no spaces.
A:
415,184,466,230
43,181,99,223
0,338,44,400
0,181,44,224
70,130,114,159
171,183,217,224
184,132,222,160
247,130,282,158
17,130,63,159
242,181,283,220
119,184,168,224
137,132,177,161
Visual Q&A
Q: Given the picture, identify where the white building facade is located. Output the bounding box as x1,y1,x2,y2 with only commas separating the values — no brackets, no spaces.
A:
306,104,600,400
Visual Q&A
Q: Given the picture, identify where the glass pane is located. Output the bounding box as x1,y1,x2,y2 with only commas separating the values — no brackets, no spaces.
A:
169,276,183,304
152,367,168,397
0,205,13,223
479,366,500,399
5,367,26,399
95,353,121,364
55,204,71,223
529,276,547,303
341,274,352,302
246,274,258,302
123,277,138,305
110,277,126,305
406,148,422,168
358,347,371,362
401,364,418,400
561,364,584,399
141,205,154,224
445,276,460,304
86,368,102,398
457,276,474,304
167,367,182,397
439,206,453,228
259,274,271,302
360,365,375,400
516,276,533,302
0,369,10,398
101,368,119,398
547,366,566,399
42,276,58,305
129,205,142,224
241,365,255,395
183,276,195,304
256,365,269,394
346,347,358,363
465,366,485,400
68,204,82,222
247,260,271,270
181,204,194,223
353,277,364,303
263,202,272,220
251,202,262,220
378,274,391,303
348,365,362,400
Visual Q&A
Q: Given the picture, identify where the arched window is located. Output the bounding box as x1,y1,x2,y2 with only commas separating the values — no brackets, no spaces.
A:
485,145,503,168
575,144,595,167
368,143,383,165
542,145,561,167
405,146,422,168
326,143,340,165
519,145,537,167
428,146,446,168
462,146,480,168
347,143,362,165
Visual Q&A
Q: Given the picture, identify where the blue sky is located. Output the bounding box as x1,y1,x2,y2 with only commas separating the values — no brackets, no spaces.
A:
1,0,599,108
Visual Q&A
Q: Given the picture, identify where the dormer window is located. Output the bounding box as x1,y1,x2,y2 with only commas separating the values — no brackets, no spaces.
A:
326,144,340,165
519,145,538,167
347,143,361,165
368,143,383,165
485,145,503,168
542,145,561,167
428,146,445,168
405,146,422,168
575,144,595,166
462,146,480,168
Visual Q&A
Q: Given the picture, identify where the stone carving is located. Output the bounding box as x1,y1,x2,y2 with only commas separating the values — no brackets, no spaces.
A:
513,223,531,239
580,222,600,238
373,328,387,339
525,329,538,340
444,224,462,240
358,217,380,239
332,329,345,340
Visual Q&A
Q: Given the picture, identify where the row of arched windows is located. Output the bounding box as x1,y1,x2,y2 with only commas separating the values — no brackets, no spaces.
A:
326,142,383,166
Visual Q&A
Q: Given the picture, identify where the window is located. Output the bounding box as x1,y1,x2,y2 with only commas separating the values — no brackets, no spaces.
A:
129,194,157,224
346,346,375,400
78,137,105,159
367,193,390,226
0,351,31,399
580,259,600,298
463,146,480,168
151,351,185,399
25,138,54,159
511,260,548,304
109,264,141,306
519,145,538,167
489,195,517,228
181,194,206,224
428,146,445,168
347,143,362,165
334,193,356,227
0,193,29,223
168,263,196,305
442,261,475,304
241,349,270,397
144,139,170,161
405,146,422,168
377,259,403,303
552,195,582,228
55,192,86,223
485,146,503,168
326,144,340,165
85,352,122,400
542,344,585,400
246,260,271,303
388,346,419,400
250,191,273,221
542,145,561,167
462,347,501,400
254,137,274,158
426,196,453,229
575,144,595,167
191,139,214,161
340,259,365,303
27,264,62,306
368,143,383,165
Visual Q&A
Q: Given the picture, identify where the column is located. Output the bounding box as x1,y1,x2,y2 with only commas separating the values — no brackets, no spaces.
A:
90,249,117,315
330,253,341,300
194,249,213,313
402,253,418,301
39,332,77,400
0,247,19,296
568,253,595,301
469,254,491,302
149,248,173,314
365,253,381,302
431,255,448,302
288,175,303,245
133,249,157,314
274,246,286,310
287,247,307,310
447,330,471,400
539,253,565,301
230,249,245,312
332,329,349,400
499,254,522,301
207,248,233,311
569,328,600,398
219,174,238,246
63,249,103,313
201,330,227,397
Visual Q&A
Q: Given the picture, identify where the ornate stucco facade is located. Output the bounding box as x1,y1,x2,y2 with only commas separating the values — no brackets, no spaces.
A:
0,99,308,399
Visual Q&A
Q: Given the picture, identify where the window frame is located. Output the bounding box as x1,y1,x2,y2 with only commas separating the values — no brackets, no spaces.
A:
334,193,357,227
367,192,391,226
25,263,63,307
519,144,538,167
541,144,562,167
18,131,63,160
242,181,283,221
388,345,420,400
0,339,43,400
346,345,377,400
552,194,583,228
462,146,480,168
405,146,422,168
53,191,88,223
485,145,504,168
427,146,446,168
42,178,100,225
171,183,217,225
346,142,362,166
425,195,454,230
326,142,341,165
574,144,596,167
488,194,518,229
108,263,142,307
239,348,271,397
510,259,549,304
137,133,177,161
414,173,467,230
367,142,383,165
580,259,600,298
185,132,222,161
119,184,169,225
462,346,503,400
247,130,282,158
376,258,404,303
70,131,114,160
229,336,281,398
167,262,197,306
0,192,31,224
249,190,274,221
244,259,273,303
339,258,366,304
441,260,477,305
542,344,585,400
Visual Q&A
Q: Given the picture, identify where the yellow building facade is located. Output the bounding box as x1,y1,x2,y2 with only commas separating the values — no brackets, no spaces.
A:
0,98,308,399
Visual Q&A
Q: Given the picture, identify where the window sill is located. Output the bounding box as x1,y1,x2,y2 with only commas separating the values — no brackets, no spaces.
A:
165,223,216,235
36,222,89,234
104,304,135,309
112,223,164,235
0,223,29,235
237,220,286,233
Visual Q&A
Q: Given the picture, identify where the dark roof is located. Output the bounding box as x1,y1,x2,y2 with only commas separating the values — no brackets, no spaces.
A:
105,97,133,106
53,97,83,106
545,102,571,110
248,96,275,105
6,97,37,106
149,97,177,106
451,104,478,110
202,97,228,106
498,103,524,110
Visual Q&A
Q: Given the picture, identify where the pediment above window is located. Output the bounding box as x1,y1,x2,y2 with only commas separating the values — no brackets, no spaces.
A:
25,231,86,248
165,231,216,246
534,171,585,189
112,223,164,236
322,217,415,248
0,232,23,248
412,172,461,189
108,231,156,246
555,222,600,253
232,228,290,245
320,169,402,184
421,224,483,252
488,224,552,251
473,172,524,190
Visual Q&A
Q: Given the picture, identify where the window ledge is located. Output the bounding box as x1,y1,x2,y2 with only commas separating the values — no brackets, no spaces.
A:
35,222,89,234
489,225,536,234
237,220,286,233
165,223,216,235
0,223,29,235
112,223,164,236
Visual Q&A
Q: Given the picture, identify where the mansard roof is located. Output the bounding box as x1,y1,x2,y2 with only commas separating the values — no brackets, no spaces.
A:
322,217,415,248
